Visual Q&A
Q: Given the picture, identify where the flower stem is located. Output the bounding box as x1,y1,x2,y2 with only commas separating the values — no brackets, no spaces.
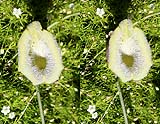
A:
36,85,45,124
116,81,128,124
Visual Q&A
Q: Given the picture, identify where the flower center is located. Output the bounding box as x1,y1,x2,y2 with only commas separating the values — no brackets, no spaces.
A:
122,54,134,67
32,55,47,70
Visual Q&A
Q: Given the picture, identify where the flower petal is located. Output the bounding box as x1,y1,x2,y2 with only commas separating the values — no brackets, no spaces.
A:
18,21,63,85
108,19,152,82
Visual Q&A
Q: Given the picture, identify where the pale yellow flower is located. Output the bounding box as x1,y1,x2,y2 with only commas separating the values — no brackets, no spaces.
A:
108,19,152,82
18,21,63,85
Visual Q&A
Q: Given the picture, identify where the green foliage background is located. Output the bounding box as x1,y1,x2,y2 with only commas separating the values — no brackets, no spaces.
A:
0,0,160,124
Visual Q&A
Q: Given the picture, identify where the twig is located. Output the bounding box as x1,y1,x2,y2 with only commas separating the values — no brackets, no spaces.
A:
133,11,160,26
88,48,106,64
47,12,80,30
97,91,119,123
15,91,36,123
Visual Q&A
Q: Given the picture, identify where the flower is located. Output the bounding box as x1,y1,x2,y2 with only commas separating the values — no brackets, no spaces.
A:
0,49,4,55
69,3,74,9
13,8,22,18
87,105,96,114
83,48,88,54
149,3,155,9
96,8,105,18
155,87,159,91
18,21,63,85
9,112,15,119
108,19,152,82
92,112,98,119
1,106,10,115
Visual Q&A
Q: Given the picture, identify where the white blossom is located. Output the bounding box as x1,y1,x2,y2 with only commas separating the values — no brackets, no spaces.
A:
0,49,4,55
92,112,98,119
1,106,10,115
9,112,15,119
13,8,22,18
155,87,159,91
69,3,74,9
83,49,88,54
87,105,96,114
96,8,105,18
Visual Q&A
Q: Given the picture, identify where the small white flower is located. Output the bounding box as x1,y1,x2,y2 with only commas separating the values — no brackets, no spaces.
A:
49,119,54,122
96,8,105,18
80,122,85,124
0,49,4,55
13,8,22,18
106,34,109,39
74,88,78,92
149,3,155,9
133,117,138,121
154,121,158,124
9,112,15,119
69,3,74,9
83,49,88,54
155,87,159,91
92,112,98,119
87,105,96,114
72,121,76,124
127,108,130,113
81,0,87,2
1,106,10,115
144,9,147,13
153,106,156,109
44,108,48,115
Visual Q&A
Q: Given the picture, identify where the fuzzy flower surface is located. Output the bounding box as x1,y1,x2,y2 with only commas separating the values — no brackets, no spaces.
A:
108,19,152,82
18,21,63,85
1,106,10,115
96,8,105,18
13,8,22,18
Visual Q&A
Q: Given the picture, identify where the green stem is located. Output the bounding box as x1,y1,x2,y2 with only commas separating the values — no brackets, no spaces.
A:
36,85,45,124
97,91,119,123
15,92,36,124
133,11,160,26
47,12,80,30
116,81,128,124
